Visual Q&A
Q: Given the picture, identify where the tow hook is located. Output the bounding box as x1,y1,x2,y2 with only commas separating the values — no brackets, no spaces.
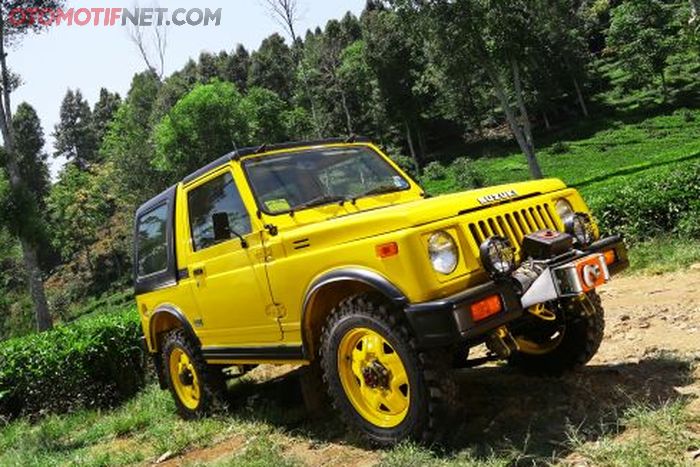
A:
485,326,519,358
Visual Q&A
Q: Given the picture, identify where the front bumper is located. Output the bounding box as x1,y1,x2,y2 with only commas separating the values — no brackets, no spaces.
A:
404,234,628,349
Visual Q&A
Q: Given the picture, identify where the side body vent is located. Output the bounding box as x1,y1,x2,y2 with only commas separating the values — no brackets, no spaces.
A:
292,238,311,250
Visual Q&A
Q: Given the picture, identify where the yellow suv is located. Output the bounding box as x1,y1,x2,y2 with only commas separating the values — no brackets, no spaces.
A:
134,138,627,445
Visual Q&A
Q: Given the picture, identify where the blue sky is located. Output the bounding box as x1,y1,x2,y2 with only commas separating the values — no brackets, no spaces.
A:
10,0,365,178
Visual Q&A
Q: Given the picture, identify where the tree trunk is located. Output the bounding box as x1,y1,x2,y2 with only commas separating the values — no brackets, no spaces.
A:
405,122,421,175
20,239,53,331
660,72,668,101
511,60,534,153
0,16,53,331
572,76,589,118
690,0,700,26
543,111,551,130
417,127,427,162
339,88,353,136
486,63,543,179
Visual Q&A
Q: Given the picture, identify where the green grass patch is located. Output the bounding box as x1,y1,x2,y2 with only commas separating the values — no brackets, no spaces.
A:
627,237,700,275
422,108,700,195
567,401,698,467
0,382,296,467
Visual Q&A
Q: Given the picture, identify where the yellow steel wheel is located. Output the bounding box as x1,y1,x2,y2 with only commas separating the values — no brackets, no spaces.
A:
337,327,410,428
169,347,201,410
515,304,565,355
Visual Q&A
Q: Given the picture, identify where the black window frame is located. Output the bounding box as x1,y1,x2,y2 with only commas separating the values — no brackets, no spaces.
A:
186,170,253,253
133,186,178,295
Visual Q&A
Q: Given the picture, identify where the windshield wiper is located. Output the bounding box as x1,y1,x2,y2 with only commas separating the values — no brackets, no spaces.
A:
294,194,347,210
352,184,399,203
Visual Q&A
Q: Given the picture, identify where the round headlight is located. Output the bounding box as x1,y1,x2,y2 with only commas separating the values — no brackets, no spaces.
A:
564,213,596,247
428,231,459,274
555,198,574,222
479,236,516,277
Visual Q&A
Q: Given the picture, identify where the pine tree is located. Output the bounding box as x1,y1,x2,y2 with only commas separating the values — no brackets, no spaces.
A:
53,89,99,169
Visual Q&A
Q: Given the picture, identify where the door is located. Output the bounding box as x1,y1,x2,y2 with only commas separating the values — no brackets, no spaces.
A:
184,168,280,346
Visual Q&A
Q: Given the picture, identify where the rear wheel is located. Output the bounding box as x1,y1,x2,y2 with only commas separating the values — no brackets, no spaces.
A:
162,329,226,419
509,291,605,375
319,293,457,446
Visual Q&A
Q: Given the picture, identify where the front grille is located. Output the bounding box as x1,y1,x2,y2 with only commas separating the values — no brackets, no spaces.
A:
468,203,559,248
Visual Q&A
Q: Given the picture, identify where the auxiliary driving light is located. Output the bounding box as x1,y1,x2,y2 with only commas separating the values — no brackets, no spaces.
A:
564,212,597,247
479,236,516,277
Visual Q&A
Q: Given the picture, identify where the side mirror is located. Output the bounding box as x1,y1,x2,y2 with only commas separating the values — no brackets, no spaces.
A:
212,212,248,248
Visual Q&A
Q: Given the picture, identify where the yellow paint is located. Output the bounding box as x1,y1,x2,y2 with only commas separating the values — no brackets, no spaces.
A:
136,142,595,362
169,347,201,410
337,327,409,428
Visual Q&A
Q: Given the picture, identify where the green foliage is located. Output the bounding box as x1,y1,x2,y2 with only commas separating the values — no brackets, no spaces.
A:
240,86,289,144
248,33,295,101
588,161,700,242
422,161,447,181
452,157,485,189
0,306,145,419
53,89,99,168
153,81,250,178
92,88,121,145
608,0,678,94
12,103,50,205
549,141,570,155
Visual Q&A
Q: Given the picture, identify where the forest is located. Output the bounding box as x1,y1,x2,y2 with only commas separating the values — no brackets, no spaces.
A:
0,0,699,338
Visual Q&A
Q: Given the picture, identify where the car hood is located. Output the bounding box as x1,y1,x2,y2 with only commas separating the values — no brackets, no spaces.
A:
281,178,567,248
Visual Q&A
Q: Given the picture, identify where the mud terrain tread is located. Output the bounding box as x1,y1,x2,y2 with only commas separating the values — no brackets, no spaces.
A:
319,293,458,447
162,328,227,419
510,291,605,375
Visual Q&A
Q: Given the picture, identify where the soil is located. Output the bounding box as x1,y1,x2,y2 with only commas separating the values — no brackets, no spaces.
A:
156,268,700,466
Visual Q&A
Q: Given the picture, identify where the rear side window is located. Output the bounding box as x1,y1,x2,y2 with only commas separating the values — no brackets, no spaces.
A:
188,172,251,251
136,203,169,277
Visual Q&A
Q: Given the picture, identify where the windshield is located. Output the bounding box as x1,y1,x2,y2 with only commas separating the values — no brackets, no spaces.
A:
243,146,410,214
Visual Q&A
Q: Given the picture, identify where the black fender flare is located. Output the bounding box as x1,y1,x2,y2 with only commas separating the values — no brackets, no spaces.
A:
148,304,201,352
300,267,408,354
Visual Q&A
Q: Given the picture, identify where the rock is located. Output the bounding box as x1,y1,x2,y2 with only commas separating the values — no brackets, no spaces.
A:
639,321,650,329
156,451,173,464
620,314,631,321
690,263,700,271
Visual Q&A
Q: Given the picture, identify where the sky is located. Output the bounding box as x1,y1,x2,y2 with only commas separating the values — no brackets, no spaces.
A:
10,0,366,179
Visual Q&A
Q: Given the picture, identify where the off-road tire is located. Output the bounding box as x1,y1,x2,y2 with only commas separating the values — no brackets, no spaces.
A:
162,328,226,419
509,291,605,376
319,292,458,447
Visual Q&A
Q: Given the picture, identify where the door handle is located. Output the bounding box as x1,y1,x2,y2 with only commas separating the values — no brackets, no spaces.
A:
192,267,205,276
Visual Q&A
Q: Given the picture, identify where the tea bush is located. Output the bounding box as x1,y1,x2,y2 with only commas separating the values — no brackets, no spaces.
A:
588,161,700,242
0,306,146,419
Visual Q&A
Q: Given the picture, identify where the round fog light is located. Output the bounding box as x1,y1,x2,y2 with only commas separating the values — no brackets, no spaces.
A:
565,213,596,247
480,236,516,277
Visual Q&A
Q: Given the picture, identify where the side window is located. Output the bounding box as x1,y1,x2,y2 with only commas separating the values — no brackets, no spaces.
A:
188,171,252,251
136,203,169,277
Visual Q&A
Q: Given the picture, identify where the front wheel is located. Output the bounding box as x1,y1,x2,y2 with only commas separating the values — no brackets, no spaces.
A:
509,291,605,375
319,293,456,447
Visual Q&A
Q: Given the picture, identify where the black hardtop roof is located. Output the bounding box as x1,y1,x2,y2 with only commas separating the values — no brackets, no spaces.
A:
181,136,371,184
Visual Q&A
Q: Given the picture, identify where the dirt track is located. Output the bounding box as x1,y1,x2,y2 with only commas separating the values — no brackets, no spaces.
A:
161,268,700,466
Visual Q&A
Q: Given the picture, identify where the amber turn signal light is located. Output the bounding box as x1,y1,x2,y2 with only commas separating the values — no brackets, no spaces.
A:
470,294,502,322
603,249,616,265
376,242,399,258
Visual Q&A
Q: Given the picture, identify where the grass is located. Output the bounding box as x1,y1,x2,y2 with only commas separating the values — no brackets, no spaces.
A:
0,384,289,467
627,237,700,275
567,401,699,466
421,108,700,197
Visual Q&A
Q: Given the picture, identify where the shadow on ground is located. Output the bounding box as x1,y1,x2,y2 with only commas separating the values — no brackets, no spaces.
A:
223,355,695,462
